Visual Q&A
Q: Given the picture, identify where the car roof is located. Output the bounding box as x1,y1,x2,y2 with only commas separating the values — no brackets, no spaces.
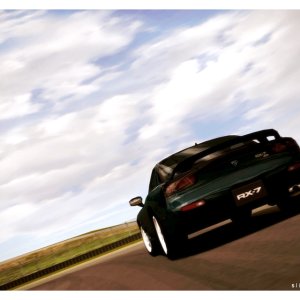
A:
159,135,239,169
155,135,239,181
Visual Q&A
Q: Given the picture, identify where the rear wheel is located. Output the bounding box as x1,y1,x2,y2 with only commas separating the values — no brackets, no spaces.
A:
152,216,186,259
277,198,297,215
152,216,168,255
140,226,160,256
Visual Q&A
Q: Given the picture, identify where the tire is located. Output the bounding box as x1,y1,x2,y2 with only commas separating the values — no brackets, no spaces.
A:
152,216,186,259
140,226,160,256
277,198,297,215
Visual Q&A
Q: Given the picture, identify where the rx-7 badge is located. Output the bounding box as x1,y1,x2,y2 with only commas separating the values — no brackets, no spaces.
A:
237,186,262,200
232,180,267,206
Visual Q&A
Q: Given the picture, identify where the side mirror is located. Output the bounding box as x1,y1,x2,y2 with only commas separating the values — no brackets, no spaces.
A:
129,196,144,207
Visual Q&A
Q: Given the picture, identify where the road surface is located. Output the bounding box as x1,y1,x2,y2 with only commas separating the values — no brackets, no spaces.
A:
27,205,300,290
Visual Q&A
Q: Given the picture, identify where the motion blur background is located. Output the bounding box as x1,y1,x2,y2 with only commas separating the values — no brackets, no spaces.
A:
1,9,300,262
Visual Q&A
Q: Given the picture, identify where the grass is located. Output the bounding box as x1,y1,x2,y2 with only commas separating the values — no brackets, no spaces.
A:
0,221,140,286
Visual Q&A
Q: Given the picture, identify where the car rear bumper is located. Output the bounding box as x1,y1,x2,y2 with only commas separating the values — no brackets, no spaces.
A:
171,166,300,235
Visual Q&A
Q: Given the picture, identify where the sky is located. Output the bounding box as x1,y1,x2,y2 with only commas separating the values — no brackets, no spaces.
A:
1,9,300,263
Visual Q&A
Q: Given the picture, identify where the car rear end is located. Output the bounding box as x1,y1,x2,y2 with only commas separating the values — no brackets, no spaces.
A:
163,130,300,235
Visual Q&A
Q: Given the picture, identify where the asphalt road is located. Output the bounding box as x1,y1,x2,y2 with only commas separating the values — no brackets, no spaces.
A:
28,205,300,290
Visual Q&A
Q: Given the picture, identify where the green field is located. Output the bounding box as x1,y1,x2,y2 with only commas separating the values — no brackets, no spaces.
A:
0,221,140,286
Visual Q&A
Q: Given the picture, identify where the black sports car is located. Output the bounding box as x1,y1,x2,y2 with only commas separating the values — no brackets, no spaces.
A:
129,129,300,258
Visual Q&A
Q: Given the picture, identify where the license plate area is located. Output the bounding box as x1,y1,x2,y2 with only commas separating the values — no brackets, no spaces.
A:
232,180,267,206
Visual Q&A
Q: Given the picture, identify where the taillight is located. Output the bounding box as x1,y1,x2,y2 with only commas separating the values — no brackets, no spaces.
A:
272,138,300,153
288,162,300,172
165,174,196,197
272,143,287,153
180,200,206,212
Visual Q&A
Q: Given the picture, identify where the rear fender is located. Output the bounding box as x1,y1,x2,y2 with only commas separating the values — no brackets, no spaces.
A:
143,186,186,239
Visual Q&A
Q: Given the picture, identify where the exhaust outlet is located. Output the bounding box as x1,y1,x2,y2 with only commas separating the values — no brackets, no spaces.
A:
288,184,300,194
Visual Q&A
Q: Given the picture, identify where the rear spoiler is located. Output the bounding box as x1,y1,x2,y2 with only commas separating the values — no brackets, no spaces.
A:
170,129,281,179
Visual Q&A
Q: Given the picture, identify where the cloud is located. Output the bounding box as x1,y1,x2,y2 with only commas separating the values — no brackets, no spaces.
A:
0,93,41,120
0,10,143,119
130,11,300,144
0,94,141,196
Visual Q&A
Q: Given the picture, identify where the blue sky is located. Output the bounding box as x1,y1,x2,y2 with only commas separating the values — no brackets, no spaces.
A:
1,9,300,262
